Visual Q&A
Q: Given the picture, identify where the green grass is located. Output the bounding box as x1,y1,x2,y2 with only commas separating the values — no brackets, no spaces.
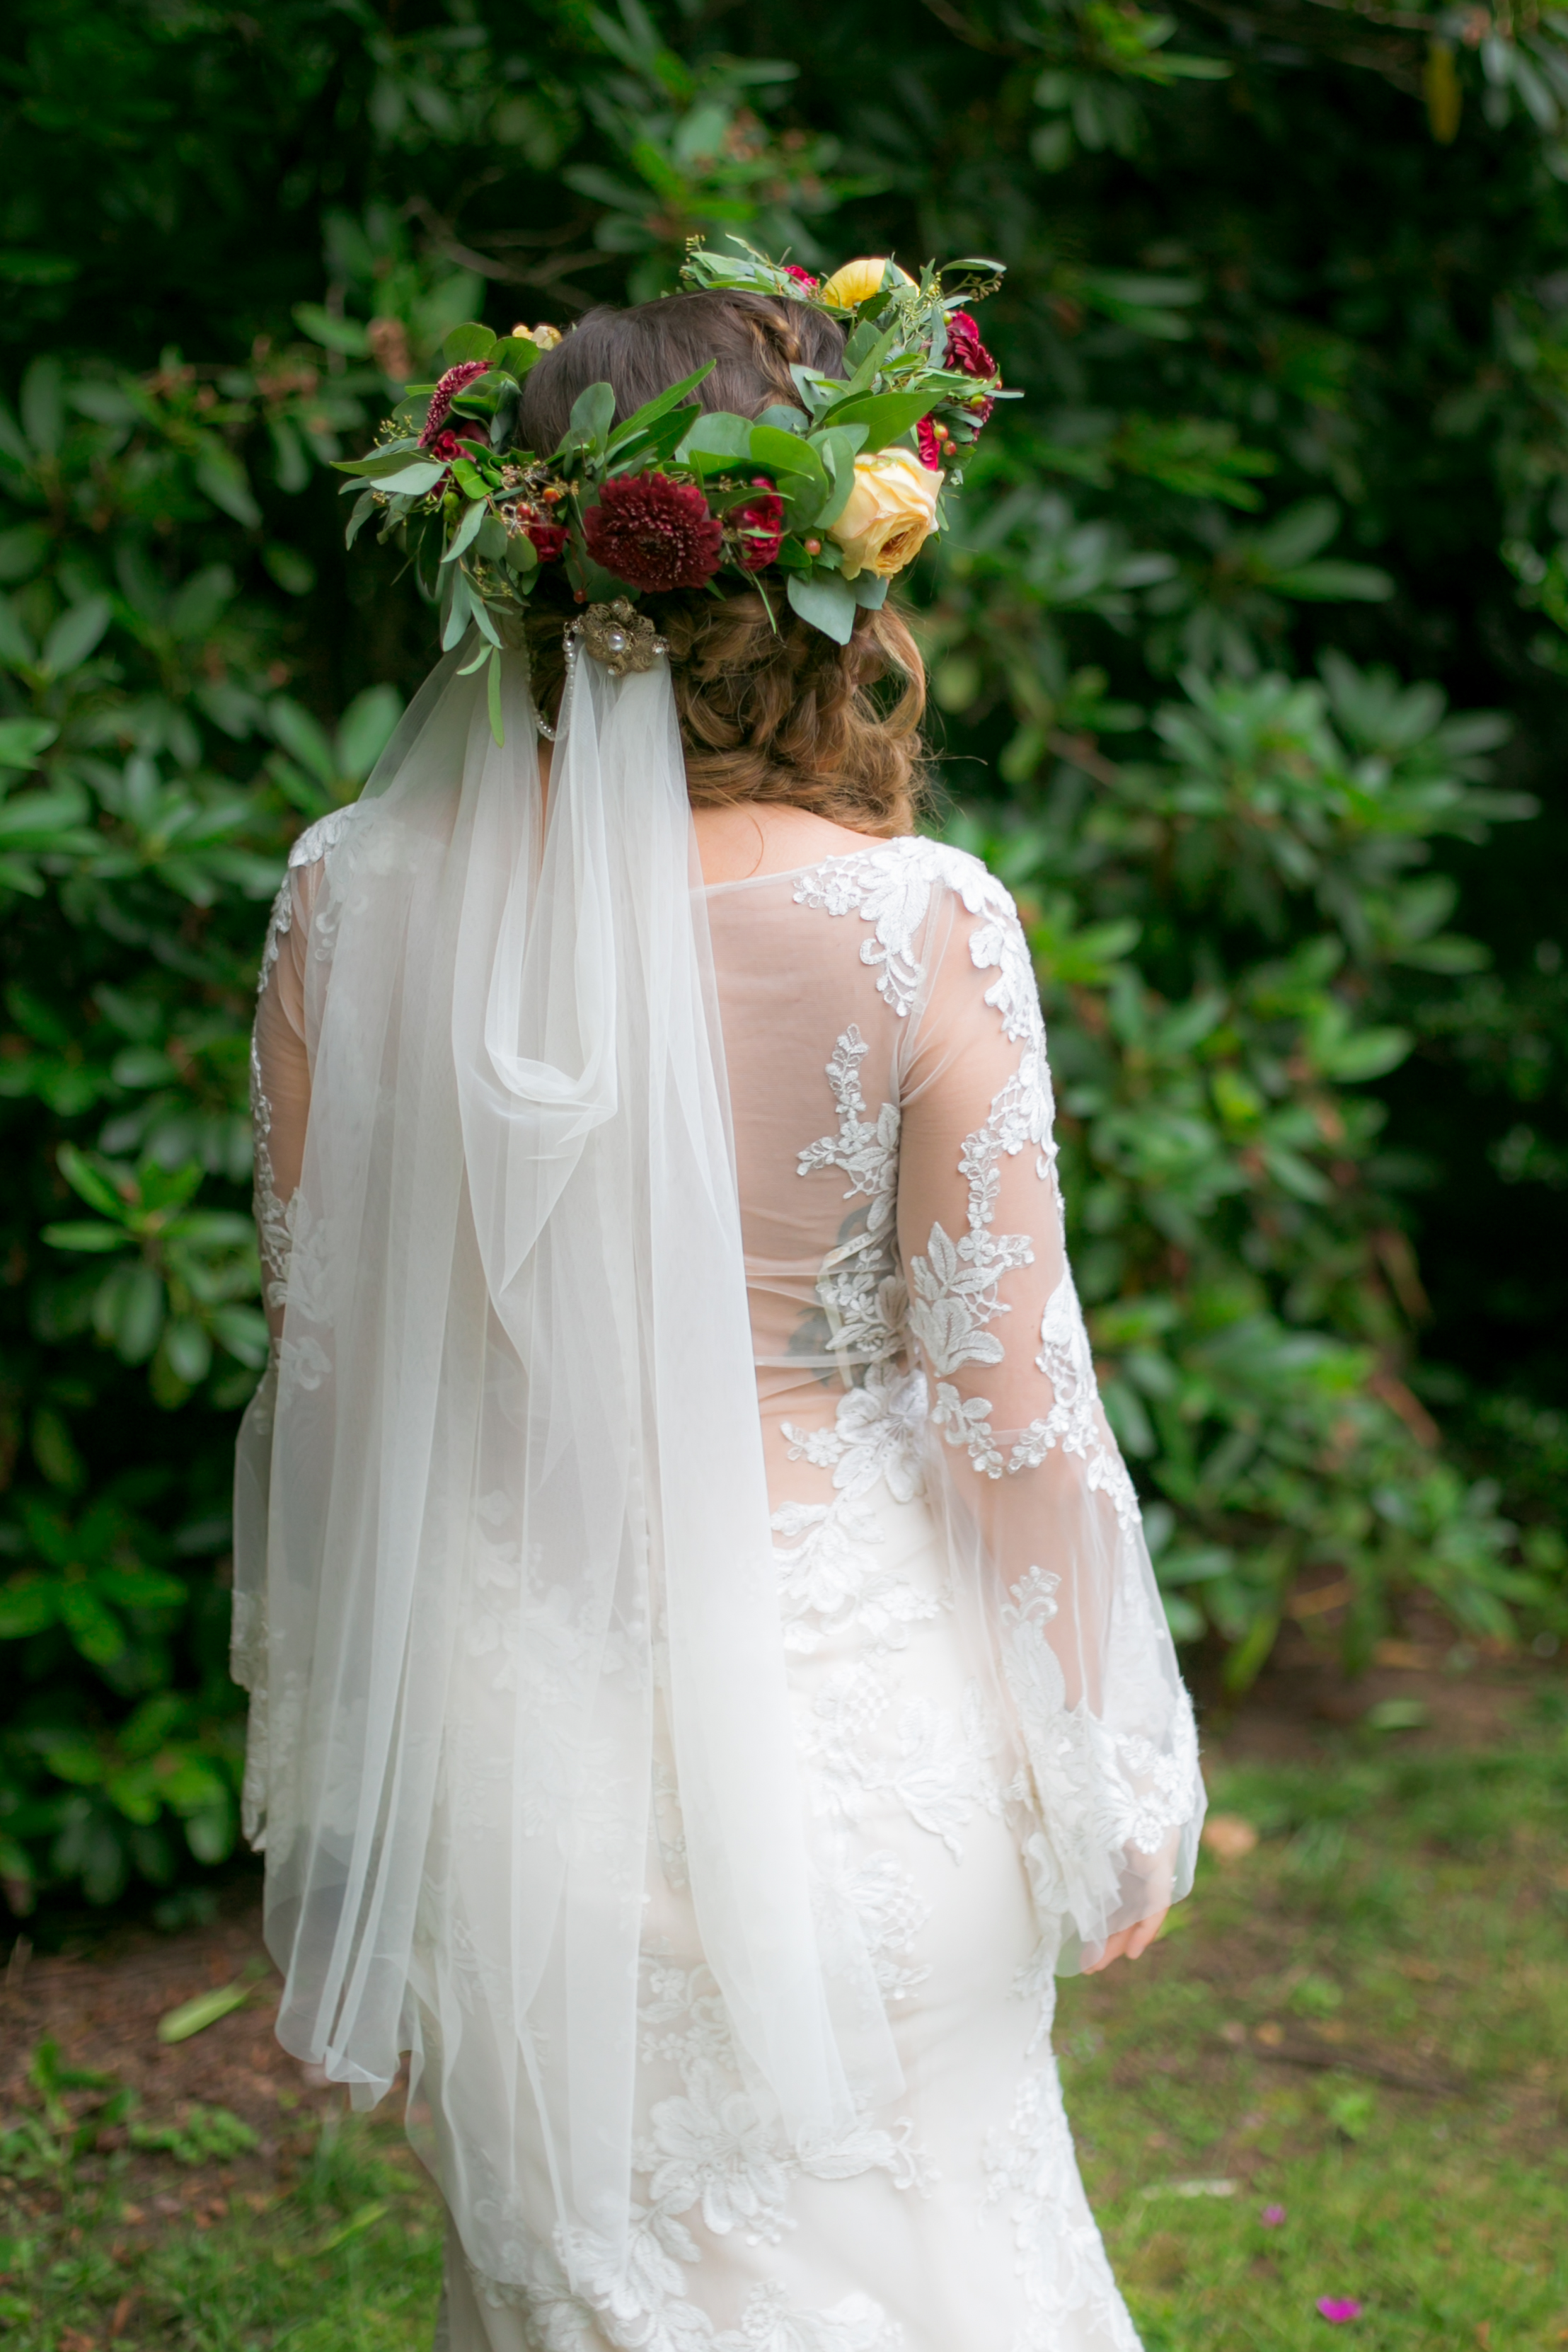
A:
0,2106,442,2350
1061,1701,1568,2350
3,1703,1564,2348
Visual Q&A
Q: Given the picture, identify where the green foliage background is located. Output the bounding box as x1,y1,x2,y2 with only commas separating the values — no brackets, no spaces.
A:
1,0,1565,1922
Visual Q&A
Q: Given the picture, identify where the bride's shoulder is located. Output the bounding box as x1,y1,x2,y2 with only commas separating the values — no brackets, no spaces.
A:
793,826,1013,912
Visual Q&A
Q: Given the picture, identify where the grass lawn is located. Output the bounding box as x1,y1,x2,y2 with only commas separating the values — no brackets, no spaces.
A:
3,1696,1565,2349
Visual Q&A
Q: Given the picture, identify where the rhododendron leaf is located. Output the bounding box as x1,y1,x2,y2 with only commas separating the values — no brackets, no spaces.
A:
787,570,857,644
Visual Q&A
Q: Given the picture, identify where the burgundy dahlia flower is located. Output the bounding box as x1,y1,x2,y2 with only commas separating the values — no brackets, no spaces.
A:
582,473,722,592
733,478,785,570
944,311,998,427
420,358,491,447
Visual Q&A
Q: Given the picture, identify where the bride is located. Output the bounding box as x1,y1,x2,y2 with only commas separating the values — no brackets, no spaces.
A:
233,252,1204,2352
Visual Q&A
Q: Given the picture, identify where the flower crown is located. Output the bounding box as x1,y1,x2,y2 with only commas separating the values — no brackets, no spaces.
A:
337,242,1009,729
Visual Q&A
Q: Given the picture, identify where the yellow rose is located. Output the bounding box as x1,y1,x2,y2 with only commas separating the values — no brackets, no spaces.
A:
819,256,913,309
828,447,941,581
512,321,563,350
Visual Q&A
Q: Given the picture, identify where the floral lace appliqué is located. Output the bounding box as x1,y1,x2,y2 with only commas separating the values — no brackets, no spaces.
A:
797,1025,906,1369
794,837,1020,1022
981,2060,1141,2352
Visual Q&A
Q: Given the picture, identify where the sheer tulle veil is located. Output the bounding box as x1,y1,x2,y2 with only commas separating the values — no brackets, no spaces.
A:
231,638,900,2285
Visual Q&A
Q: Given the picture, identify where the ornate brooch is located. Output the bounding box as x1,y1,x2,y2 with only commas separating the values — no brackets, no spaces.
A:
572,598,669,676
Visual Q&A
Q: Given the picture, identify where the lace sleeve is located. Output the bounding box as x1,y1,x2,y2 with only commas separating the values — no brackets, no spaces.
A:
896,859,1204,1960
252,829,339,1342
233,817,340,1833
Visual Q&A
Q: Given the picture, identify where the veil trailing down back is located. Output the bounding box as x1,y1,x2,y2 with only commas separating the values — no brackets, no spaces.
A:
236,645,896,2271
236,247,1203,2352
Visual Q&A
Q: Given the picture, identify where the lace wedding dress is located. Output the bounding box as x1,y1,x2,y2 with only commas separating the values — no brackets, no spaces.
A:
238,658,1202,2352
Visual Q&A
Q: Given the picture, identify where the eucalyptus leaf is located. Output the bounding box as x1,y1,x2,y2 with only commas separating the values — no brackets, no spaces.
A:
819,388,939,450
609,362,717,451
836,318,904,403
442,500,489,565
441,568,474,652
786,570,858,645
676,411,753,466
354,459,445,496
489,335,543,379
344,488,379,548
560,381,615,460
747,424,824,484
442,323,497,366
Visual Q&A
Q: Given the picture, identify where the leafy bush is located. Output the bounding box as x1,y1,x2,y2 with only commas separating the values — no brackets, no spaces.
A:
1,0,1564,1920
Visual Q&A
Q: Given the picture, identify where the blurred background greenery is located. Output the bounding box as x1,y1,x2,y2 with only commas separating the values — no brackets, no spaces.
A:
1,0,1566,1927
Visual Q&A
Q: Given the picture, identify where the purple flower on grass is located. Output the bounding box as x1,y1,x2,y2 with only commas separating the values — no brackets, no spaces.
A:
1317,2298,1364,2323
1262,2204,1286,2227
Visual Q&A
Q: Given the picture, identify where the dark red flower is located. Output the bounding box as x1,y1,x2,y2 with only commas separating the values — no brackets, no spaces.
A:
424,428,473,466
420,357,491,446
732,477,785,570
944,311,996,381
916,417,942,472
782,265,820,291
582,472,722,592
518,509,567,563
943,311,998,427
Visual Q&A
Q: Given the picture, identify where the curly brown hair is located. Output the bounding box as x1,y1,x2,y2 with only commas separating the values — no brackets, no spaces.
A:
517,292,929,838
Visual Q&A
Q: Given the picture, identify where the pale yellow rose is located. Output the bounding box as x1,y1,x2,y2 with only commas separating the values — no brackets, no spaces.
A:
512,320,563,350
828,447,941,580
819,256,913,309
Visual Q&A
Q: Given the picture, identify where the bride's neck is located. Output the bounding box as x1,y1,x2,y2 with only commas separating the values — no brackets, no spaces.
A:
536,742,885,885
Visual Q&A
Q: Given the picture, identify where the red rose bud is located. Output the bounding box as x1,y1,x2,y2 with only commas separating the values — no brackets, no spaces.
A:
944,311,998,427
916,417,942,472
582,472,722,592
733,478,785,570
944,311,996,380
782,265,820,291
521,512,567,563
420,358,492,447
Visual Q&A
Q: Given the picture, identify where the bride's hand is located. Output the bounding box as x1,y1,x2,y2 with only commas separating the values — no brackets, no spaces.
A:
1083,1909,1168,1973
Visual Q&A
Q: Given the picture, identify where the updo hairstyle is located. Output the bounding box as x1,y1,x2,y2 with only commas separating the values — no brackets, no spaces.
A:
517,291,928,837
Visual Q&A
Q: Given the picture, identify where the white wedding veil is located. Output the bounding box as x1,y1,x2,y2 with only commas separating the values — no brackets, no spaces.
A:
231,636,899,2285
